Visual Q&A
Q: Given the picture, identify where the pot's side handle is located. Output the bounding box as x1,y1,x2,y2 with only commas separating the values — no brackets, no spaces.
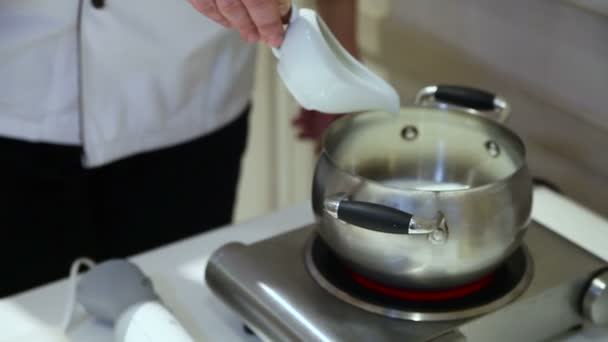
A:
335,200,413,234
415,85,510,123
324,196,441,237
435,86,495,111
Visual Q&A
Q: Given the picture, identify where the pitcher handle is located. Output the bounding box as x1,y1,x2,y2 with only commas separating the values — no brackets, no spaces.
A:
271,1,299,59
414,85,510,123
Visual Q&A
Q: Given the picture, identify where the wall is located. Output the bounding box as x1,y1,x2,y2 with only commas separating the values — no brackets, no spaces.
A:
232,47,317,222
234,0,608,222
363,0,608,216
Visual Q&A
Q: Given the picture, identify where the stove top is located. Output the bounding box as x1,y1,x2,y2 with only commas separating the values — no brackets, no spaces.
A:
205,221,607,341
305,234,532,322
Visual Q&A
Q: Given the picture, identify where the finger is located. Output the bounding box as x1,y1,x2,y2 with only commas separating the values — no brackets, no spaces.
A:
216,0,260,43
189,0,230,27
241,0,284,47
278,0,291,18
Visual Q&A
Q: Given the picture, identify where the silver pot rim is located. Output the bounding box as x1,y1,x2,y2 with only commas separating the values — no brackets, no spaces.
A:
319,106,529,195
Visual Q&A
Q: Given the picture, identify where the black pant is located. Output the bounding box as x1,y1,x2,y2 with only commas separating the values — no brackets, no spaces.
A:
0,107,249,297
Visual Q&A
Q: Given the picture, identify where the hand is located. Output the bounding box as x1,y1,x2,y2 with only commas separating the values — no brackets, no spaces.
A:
292,108,345,153
188,0,291,47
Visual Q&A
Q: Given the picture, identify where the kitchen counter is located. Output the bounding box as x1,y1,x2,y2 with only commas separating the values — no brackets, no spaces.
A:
1,187,607,342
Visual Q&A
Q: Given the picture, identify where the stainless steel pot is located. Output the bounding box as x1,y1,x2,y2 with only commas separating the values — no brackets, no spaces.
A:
312,85,533,290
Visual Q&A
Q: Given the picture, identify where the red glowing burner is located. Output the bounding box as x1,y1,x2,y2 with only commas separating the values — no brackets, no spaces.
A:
349,271,496,301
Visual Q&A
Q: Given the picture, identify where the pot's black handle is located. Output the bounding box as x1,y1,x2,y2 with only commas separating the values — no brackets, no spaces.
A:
434,85,495,111
335,200,413,234
414,85,510,123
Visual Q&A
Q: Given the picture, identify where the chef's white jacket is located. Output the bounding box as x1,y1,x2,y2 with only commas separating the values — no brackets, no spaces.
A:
0,0,256,166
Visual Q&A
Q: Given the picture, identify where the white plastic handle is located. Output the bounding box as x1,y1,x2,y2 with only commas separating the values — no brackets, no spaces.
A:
272,1,299,59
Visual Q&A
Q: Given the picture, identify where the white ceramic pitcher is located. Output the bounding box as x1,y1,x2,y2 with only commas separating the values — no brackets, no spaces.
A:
272,3,400,114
